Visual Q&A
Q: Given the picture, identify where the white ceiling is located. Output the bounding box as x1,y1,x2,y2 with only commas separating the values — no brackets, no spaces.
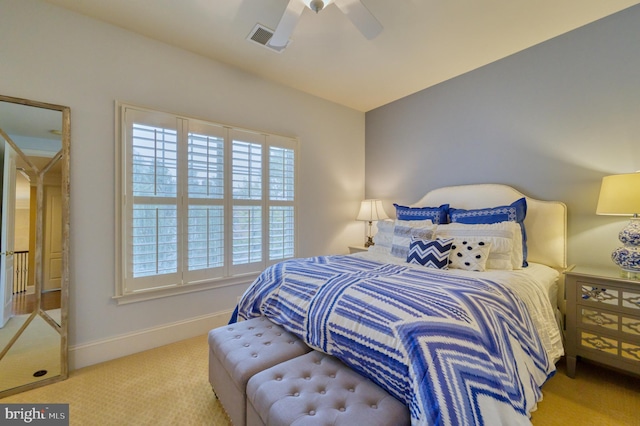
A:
44,0,640,112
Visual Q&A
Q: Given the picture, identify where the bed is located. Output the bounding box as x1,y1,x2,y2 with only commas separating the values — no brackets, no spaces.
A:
231,184,568,425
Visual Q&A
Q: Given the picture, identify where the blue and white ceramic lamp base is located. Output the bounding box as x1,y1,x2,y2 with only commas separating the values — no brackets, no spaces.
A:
612,217,640,276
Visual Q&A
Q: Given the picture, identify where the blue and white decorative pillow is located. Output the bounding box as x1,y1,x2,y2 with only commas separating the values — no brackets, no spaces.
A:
407,237,454,269
393,203,449,225
449,197,528,266
448,240,492,272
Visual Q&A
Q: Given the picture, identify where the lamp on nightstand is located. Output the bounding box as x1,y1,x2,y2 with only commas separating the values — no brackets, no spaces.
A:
596,172,640,275
356,199,389,247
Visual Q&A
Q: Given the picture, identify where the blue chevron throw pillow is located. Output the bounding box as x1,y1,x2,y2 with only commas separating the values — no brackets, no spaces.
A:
407,237,454,269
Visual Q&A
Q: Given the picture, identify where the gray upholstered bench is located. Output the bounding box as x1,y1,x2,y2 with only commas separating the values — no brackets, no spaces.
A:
208,316,312,426
246,350,411,426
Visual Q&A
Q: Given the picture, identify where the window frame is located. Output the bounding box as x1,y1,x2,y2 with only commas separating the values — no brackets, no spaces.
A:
114,102,298,304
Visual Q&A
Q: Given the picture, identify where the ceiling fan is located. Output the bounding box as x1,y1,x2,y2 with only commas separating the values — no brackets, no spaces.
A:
268,0,383,48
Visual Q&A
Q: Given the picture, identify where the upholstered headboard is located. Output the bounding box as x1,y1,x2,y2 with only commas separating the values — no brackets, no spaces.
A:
413,184,567,270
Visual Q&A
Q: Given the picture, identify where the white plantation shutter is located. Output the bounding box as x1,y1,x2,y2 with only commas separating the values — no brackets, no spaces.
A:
268,143,296,261
230,130,264,274
269,205,294,260
232,139,262,201
117,104,297,299
132,204,178,277
232,205,262,265
269,146,295,201
184,121,226,283
124,109,182,292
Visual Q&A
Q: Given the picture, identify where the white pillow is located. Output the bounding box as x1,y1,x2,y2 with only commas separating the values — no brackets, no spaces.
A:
391,220,435,259
434,221,523,270
449,240,492,271
370,219,395,255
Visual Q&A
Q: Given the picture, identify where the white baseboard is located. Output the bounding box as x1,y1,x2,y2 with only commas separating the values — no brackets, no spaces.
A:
69,309,233,370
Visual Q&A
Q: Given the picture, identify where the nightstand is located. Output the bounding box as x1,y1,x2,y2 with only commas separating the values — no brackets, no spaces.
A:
348,246,368,254
564,266,640,378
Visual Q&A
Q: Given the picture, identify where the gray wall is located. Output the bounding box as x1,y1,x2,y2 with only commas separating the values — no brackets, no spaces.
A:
365,5,640,269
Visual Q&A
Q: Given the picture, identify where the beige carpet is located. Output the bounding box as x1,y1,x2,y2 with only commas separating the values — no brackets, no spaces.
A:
2,335,230,425
531,358,640,426
2,334,638,425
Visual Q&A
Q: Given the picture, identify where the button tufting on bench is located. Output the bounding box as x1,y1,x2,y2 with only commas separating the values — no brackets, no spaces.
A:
208,317,311,426
246,351,410,426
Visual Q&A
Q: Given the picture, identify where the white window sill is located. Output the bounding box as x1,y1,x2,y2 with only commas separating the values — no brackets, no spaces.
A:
113,273,260,305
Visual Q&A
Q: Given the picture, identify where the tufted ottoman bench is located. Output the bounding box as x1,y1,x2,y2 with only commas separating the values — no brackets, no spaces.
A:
246,350,411,426
208,316,312,426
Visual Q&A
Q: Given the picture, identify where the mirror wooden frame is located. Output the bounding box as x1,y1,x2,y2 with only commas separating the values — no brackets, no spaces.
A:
0,94,70,397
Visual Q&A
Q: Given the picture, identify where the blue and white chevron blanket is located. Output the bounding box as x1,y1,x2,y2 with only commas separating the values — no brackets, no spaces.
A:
232,255,557,426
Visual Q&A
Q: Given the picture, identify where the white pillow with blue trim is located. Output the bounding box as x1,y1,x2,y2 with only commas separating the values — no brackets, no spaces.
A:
369,219,395,255
449,197,528,267
390,220,435,259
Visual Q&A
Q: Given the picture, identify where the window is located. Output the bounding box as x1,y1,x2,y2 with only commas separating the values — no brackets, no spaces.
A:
116,104,297,302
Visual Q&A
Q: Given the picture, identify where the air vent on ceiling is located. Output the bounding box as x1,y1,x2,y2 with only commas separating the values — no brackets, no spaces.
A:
247,24,289,53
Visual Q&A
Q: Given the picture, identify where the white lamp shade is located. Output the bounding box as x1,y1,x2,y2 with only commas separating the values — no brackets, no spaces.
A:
356,199,389,222
596,173,640,216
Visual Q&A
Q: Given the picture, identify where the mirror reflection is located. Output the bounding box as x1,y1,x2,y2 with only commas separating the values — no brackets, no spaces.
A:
0,95,69,396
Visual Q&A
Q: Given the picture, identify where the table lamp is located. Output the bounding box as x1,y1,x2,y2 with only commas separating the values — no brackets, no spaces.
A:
596,172,640,275
356,199,389,247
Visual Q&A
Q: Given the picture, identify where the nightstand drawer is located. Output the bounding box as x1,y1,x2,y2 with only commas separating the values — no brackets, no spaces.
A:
579,285,619,306
580,308,618,331
622,342,640,362
580,330,619,356
579,307,640,338
622,291,640,310
578,283,640,311
579,330,640,362
622,316,640,337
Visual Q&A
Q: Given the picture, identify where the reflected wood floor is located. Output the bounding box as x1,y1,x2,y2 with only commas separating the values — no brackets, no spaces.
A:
12,290,61,315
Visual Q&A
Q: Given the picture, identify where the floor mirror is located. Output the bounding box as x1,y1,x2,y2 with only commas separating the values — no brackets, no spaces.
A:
0,95,70,397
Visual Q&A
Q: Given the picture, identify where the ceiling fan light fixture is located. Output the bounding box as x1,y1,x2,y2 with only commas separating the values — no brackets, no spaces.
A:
303,0,333,13
268,0,380,49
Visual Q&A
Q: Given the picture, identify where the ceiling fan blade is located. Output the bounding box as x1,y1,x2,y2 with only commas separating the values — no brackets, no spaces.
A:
269,0,305,47
334,0,382,40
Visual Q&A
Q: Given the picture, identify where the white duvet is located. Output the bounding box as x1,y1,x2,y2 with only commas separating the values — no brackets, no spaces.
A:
354,250,564,363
